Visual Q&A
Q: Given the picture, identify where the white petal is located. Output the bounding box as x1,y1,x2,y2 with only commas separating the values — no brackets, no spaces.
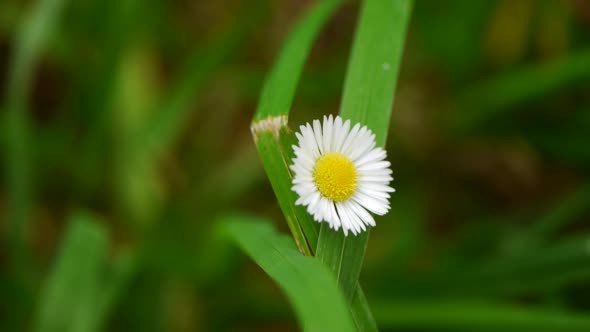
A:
359,168,393,177
303,124,320,158
335,202,351,236
328,202,340,230
340,123,361,155
298,125,315,159
307,192,321,212
354,147,386,166
357,160,391,172
353,192,389,215
334,118,350,153
291,156,313,173
344,201,365,234
323,115,334,152
358,187,391,200
313,119,324,154
349,200,376,227
349,130,376,161
319,198,332,226
359,174,393,183
292,184,316,198
332,116,344,152
345,126,368,157
360,182,395,193
292,175,313,184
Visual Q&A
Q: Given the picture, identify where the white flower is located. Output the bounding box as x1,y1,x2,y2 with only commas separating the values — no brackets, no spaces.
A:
290,115,394,236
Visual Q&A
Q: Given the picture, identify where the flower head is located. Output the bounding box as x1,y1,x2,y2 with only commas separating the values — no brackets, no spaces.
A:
290,115,394,236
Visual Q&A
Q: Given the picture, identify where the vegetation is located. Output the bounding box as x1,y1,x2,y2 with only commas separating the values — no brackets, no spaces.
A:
1,0,590,331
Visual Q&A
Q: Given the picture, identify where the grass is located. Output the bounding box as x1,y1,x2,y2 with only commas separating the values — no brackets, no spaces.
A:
251,0,343,254
2,0,590,331
35,213,108,332
223,215,355,332
3,0,66,278
247,0,412,330
315,0,413,304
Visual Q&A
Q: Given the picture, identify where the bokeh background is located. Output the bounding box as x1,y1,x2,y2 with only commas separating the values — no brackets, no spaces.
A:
2,0,590,331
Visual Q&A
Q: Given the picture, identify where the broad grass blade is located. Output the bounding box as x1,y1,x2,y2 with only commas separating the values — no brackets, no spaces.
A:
316,0,413,303
251,0,343,254
35,213,108,332
223,215,355,332
452,48,590,133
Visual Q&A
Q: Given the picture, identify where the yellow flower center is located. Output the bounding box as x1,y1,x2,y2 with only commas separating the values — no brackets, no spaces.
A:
313,152,358,202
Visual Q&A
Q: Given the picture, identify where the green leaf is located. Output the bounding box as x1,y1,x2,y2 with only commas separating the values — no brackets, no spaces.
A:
3,0,67,267
222,215,355,332
372,301,590,331
251,0,343,254
35,213,108,332
316,0,413,303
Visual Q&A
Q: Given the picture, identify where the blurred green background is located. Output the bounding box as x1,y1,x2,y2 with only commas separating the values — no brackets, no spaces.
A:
2,0,590,331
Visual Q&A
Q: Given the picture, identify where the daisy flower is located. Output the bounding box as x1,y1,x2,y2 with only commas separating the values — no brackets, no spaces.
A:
290,115,394,236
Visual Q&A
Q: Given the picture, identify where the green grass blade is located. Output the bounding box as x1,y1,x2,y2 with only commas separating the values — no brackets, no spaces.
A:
451,48,590,132
251,0,343,254
398,235,590,296
338,0,413,140
350,285,379,331
316,0,413,302
528,182,590,243
90,251,137,332
3,0,66,266
35,213,108,332
253,0,342,120
465,235,590,294
372,301,590,331
528,120,590,165
222,215,355,332
252,128,318,255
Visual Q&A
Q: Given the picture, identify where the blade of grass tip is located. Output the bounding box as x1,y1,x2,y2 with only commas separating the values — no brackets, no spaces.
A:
222,215,355,332
3,0,67,274
372,300,590,331
316,0,413,302
251,0,344,255
35,213,108,332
